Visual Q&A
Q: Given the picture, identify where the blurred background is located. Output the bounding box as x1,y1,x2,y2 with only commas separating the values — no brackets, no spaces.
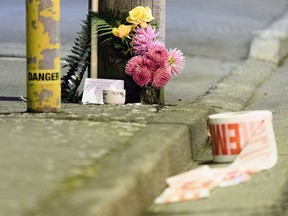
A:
1,0,288,60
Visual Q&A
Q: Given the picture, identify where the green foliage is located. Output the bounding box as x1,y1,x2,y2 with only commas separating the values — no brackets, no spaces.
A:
91,10,132,59
61,9,134,103
61,13,91,103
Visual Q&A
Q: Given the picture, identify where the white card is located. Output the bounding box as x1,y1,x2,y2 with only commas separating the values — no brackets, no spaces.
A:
82,78,124,104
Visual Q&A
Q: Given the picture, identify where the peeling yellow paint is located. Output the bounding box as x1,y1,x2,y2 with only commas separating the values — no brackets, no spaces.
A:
40,7,60,21
26,0,61,112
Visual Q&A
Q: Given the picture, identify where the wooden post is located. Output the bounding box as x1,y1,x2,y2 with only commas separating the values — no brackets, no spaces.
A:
89,0,98,78
98,0,166,104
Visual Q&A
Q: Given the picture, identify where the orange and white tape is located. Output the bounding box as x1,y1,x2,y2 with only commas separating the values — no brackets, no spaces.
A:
155,110,277,203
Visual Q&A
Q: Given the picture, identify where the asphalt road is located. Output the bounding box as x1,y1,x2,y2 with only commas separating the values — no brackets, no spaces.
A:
0,0,87,57
166,0,288,60
1,0,288,59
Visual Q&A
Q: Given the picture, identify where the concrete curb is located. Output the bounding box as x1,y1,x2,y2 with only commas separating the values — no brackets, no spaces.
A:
23,124,191,216
249,12,288,64
151,103,214,162
200,59,277,112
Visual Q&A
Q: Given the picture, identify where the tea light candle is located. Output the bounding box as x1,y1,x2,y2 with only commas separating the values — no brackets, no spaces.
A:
103,89,126,105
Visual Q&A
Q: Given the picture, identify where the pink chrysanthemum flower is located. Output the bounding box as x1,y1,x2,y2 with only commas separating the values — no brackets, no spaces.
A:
125,56,153,87
125,54,171,88
133,25,159,55
146,41,169,65
151,67,172,88
125,56,139,76
168,48,185,76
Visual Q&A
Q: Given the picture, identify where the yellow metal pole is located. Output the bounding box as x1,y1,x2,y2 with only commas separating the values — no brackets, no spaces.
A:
26,0,61,112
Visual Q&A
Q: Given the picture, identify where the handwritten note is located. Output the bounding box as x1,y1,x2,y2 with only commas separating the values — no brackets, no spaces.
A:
82,78,124,104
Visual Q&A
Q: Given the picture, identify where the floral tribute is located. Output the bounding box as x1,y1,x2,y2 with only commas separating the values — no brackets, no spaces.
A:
60,6,185,103
111,6,185,89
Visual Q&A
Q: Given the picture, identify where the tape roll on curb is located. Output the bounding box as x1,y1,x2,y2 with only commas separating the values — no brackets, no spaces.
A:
155,110,278,203
208,110,277,165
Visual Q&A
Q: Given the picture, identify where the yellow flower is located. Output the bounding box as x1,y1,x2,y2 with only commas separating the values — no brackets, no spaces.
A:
126,6,154,28
112,24,132,39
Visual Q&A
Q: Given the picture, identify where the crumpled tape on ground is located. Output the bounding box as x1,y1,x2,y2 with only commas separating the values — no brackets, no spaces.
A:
155,113,277,204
